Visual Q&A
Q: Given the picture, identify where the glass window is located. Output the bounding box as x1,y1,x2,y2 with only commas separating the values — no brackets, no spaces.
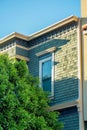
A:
39,55,54,96
42,59,52,93
42,59,51,79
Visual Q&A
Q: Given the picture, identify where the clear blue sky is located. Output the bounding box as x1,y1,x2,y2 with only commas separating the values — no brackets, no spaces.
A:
0,0,80,38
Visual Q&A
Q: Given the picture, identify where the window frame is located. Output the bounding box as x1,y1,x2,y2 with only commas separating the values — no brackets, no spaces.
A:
39,53,54,97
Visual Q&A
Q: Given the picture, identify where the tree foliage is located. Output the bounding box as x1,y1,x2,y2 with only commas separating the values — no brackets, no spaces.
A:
0,55,63,130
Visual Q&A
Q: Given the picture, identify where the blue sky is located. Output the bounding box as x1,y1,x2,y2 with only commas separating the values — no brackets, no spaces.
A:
0,0,80,38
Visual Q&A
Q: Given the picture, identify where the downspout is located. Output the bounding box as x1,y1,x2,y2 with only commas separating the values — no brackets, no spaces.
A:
77,18,84,130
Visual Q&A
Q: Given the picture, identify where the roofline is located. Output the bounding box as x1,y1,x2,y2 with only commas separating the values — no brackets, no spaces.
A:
0,16,78,44
0,32,29,44
28,15,79,41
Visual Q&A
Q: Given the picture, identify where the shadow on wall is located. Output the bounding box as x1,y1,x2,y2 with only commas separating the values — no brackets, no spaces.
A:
37,38,70,53
58,106,79,130
28,38,70,77
50,77,79,130
28,37,79,130
28,37,79,104
51,77,79,106
49,77,79,130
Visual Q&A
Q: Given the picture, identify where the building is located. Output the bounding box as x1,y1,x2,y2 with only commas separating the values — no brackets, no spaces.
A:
0,1,87,130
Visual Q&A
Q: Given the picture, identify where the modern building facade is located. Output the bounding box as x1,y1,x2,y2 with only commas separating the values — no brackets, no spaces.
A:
0,1,87,130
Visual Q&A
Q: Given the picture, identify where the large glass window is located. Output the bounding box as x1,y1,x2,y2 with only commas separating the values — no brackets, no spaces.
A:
39,55,54,96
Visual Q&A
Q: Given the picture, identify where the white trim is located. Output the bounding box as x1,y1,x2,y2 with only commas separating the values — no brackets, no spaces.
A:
50,100,79,111
16,44,29,50
52,52,54,96
0,32,28,44
28,16,78,41
39,56,54,97
36,47,56,57
0,16,78,45
11,55,29,61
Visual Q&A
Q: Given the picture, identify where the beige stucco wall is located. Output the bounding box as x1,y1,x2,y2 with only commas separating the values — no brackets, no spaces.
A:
83,35,87,80
81,0,87,18
83,33,87,121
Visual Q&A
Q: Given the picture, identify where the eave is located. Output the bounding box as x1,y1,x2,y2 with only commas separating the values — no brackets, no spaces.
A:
0,32,29,44
0,16,79,45
28,15,79,41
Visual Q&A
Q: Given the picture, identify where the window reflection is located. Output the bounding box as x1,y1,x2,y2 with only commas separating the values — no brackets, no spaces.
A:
42,59,52,93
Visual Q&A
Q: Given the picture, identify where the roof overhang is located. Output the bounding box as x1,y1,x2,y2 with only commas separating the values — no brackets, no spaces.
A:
0,32,29,44
0,16,78,45
28,15,79,41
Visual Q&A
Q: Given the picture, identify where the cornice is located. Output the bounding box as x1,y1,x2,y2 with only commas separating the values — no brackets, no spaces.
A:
0,16,78,45
36,47,56,56
28,16,78,41
0,32,29,44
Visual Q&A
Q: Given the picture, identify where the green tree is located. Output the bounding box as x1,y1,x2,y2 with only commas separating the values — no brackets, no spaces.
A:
0,55,63,130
